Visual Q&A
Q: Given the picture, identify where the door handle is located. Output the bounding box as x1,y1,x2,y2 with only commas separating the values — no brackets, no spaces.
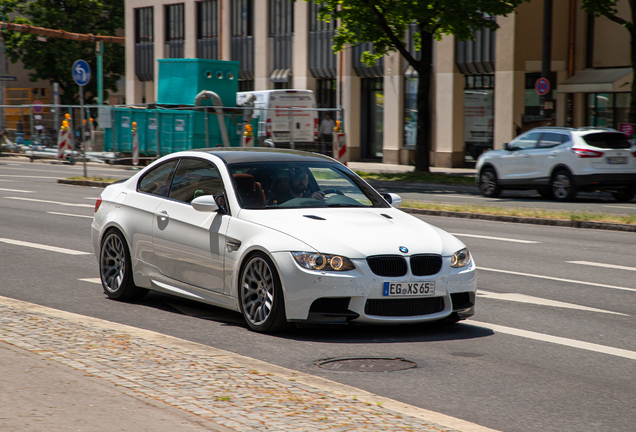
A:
157,210,169,221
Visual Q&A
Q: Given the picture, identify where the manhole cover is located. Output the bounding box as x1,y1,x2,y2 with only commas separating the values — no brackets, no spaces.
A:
316,357,417,372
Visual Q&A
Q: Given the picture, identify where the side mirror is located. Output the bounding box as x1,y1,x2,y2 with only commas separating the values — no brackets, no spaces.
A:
191,195,219,212
503,143,511,150
381,193,403,208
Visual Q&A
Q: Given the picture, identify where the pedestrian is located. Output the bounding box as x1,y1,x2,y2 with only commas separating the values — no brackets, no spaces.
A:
319,113,335,154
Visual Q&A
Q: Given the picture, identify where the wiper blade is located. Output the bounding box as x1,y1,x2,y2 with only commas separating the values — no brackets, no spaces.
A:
325,203,362,208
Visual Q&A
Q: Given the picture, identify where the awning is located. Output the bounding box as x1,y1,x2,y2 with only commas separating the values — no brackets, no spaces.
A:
270,68,291,83
557,67,633,93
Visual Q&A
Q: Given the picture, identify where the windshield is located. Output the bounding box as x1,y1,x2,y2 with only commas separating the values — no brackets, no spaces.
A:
228,161,390,209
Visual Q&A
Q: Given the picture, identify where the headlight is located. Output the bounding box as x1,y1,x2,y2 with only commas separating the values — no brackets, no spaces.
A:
291,252,356,272
450,248,471,268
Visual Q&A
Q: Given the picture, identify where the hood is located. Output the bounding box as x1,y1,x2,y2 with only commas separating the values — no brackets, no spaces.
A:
237,207,466,258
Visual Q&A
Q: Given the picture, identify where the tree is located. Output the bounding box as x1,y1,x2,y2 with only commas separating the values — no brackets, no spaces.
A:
583,0,636,123
1,0,125,104
316,0,527,172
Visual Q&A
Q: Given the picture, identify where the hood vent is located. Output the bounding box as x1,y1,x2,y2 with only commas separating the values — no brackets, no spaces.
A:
303,215,326,220
380,213,393,219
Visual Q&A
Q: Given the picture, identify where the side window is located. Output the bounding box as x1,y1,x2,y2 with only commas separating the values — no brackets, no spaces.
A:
169,158,224,203
538,133,567,148
512,132,541,150
138,160,179,197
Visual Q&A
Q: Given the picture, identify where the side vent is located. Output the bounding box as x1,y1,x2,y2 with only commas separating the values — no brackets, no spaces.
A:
303,215,326,220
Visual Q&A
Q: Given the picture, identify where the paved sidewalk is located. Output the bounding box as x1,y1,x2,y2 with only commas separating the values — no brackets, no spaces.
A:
0,296,498,432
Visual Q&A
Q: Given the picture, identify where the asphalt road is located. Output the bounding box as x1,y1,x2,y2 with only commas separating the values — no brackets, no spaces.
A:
1,158,636,432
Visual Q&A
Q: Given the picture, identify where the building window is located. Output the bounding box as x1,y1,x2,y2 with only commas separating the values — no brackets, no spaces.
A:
403,24,421,149
463,74,494,160
135,7,154,82
165,4,185,58
232,0,254,83
309,3,336,78
361,77,384,160
587,93,630,129
269,0,293,85
197,0,219,59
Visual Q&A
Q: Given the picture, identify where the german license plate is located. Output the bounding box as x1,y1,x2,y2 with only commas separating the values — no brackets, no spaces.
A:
606,157,628,164
383,281,435,297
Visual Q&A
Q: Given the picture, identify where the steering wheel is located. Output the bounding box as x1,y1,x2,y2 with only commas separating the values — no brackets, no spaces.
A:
321,188,344,196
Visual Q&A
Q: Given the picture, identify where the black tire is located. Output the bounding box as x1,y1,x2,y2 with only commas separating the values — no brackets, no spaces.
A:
239,252,289,333
478,167,501,198
100,230,148,301
551,170,577,202
612,185,636,203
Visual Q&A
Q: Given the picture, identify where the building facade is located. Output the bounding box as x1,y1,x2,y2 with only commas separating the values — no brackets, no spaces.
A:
125,0,633,167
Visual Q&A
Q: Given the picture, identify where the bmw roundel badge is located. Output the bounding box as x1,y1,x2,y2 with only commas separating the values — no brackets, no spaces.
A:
399,246,408,253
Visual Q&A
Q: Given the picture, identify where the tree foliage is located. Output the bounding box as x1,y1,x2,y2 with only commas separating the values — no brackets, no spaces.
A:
315,0,527,171
582,0,636,123
1,0,125,104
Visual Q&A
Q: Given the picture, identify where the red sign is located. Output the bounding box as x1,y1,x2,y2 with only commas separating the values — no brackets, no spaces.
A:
620,123,635,137
33,101,44,113
535,78,550,96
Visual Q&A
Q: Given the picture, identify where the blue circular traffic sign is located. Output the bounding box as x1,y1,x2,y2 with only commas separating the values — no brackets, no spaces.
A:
72,60,91,86
535,77,550,96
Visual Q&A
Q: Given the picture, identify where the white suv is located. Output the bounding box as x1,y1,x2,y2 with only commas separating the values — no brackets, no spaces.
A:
475,127,636,202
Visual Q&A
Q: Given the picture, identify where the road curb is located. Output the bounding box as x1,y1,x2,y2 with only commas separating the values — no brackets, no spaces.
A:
402,207,636,232
57,179,115,187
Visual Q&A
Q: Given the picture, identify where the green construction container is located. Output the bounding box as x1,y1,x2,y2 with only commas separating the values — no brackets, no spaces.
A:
103,107,258,156
157,59,240,107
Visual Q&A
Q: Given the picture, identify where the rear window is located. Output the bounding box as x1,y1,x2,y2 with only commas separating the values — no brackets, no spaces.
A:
582,133,631,149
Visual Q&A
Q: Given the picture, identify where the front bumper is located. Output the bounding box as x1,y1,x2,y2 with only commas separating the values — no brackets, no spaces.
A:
272,252,477,325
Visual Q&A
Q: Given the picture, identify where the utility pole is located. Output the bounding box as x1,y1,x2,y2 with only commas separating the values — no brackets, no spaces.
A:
541,0,553,119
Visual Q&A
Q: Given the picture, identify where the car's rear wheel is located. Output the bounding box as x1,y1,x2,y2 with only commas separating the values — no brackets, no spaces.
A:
551,170,577,202
612,185,636,203
479,168,501,198
100,230,148,301
239,252,289,333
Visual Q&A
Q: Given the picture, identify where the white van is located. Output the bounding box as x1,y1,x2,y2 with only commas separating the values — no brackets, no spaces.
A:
237,89,318,149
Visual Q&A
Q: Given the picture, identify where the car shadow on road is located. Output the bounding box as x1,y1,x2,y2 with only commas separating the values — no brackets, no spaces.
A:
135,292,494,345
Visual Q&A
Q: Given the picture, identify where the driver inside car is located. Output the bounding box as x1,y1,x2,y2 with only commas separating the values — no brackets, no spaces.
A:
268,167,325,205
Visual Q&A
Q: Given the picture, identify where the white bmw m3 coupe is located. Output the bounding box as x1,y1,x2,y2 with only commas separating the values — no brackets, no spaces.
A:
91,148,476,333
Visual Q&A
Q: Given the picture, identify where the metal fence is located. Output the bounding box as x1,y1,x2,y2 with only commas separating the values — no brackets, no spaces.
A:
0,103,343,165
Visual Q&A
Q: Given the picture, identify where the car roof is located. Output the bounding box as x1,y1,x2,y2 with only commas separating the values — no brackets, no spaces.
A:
189,147,336,164
525,126,620,134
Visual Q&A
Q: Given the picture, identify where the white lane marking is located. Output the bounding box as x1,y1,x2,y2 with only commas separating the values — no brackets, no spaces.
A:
478,290,627,316
0,174,60,179
451,233,539,244
0,188,35,193
47,211,93,219
478,267,636,293
468,320,636,361
567,261,636,272
603,205,635,210
80,278,101,284
3,197,93,208
0,238,91,255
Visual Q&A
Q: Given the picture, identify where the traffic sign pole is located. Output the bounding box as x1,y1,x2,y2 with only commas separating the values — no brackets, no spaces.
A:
72,59,91,177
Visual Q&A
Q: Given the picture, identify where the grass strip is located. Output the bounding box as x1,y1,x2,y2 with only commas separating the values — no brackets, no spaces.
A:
355,171,475,186
403,200,636,225
67,176,120,183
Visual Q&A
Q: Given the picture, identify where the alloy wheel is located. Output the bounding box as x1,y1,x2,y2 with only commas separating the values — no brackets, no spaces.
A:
552,174,571,199
241,257,275,325
480,171,497,196
101,233,126,293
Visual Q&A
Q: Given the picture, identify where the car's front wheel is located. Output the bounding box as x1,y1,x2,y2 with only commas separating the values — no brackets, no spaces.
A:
612,185,636,203
100,230,148,301
551,170,577,202
239,252,289,333
479,168,501,198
